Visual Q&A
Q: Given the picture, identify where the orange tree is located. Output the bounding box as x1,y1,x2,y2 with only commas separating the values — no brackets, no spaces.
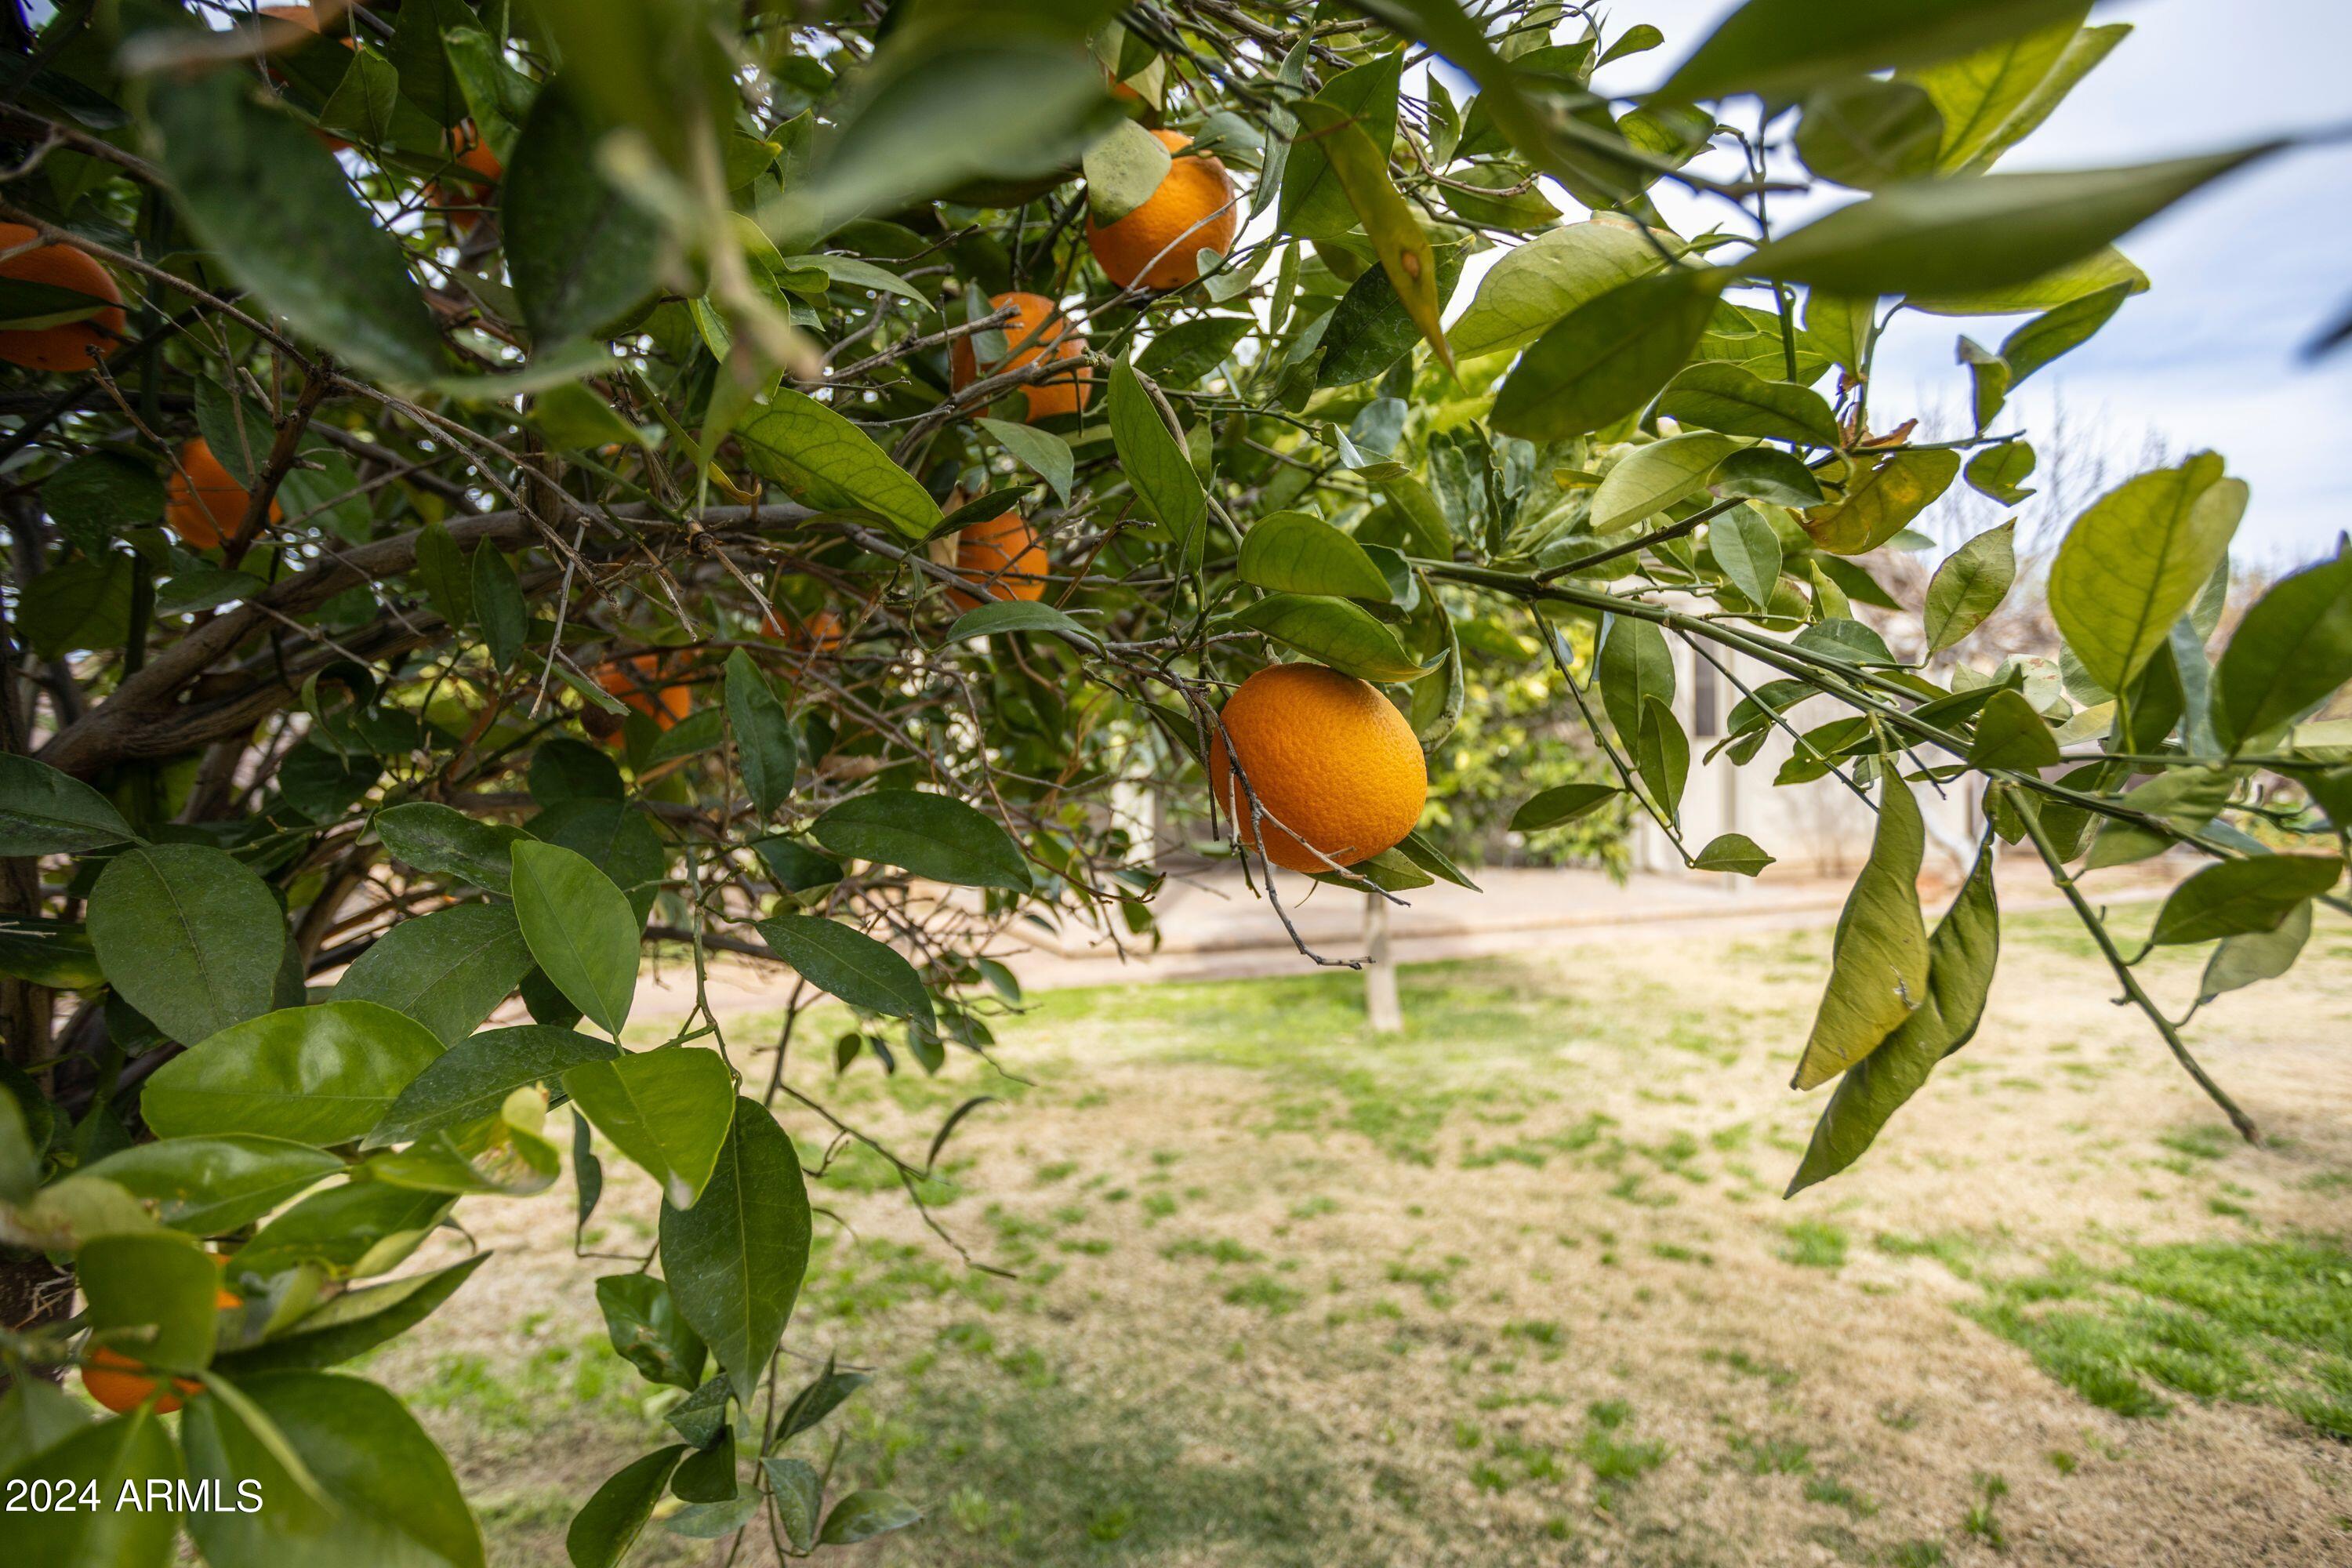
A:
2,1,2348,1562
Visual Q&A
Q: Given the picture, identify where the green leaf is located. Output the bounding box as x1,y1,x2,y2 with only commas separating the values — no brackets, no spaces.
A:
0,1376,85,1470
644,707,725,770
1290,98,1451,372
2048,453,2246,693
1232,597,1430,684
1794,78,1942,190
1447,220,1665,360
723,650,797,820
1709,504,1784,608
510,840,641,1036
1907,9,2091,172
470,546,527,672
1999,280,2130,385
506,81,663,347
1744,147,2274,300
1692,833,1776,876
1656,361,1842,446
1965,441,2037,505
315,39,405,148
230,1183,452,1287
1082,115,1174,223
1598,616,1675,750
374,802,530,894
0,753,137,857
1137,317,1253,387
974,416,1074,506
1967,688,2061,769
810,790,1027,891
81,1135,342,1236
147,70,444,383
367,1025,621,1148
80,1229,223,1372
940,600,1101,650
1318,241,1466,387
1108,361,1207,567
1590,433,1740,535
2212,550,2352,750
568,1446,687,1568
415,521,474,630
1791,777,1929,1091
1955,21,2132,175
180,1370,485,1568
1714,448,1826,508
1508,783,1621,833
2145,855,2343,948
766,1456,823,1549
595,1275,706,1390
735,392,942,538
1237,512,1393,600
335,904,534,1047
44,452,164,555
1906,244,2147,317
754,916,935,1027
532,739,625,806
2199,899,2312,1004
143,1001,445,1146
1635,696,1690,821
1,1410,182,1568
564,1050,735,1210
1923,520,2017,652
1802,449,1959,555
1279,54,1403,242
1661,0,2133,105
1492,268,1724,442
216,1254,489,1375
659,1097,813,1398
820,1490,924,1546
1787,838,1999,1195
530,799,667,922
89,844,285,1047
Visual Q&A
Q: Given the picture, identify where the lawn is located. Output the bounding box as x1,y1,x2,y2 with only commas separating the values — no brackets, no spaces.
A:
365,905,2352,1566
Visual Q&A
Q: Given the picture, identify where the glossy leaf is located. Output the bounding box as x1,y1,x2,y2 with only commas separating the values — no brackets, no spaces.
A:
1795,78,1941,190
1692,833,1775,877
143,1001,445,1146
88,845,285,1047
335,905,534,1047
368,1025,619,1149
1908,9,2092,172
735,392,942,539
1448,220,1665,361
1590,433,1740,535
820,1490,924,1545
2199,900,2313,1004
941,600,1100,650
974,416,1074,505
1232,596,1431,684
1236,512,1392,600
567,1446,686,1568
1968,688,2061,769
595,1274,706,1390
756,916,935,1027
374,803,530,895
1508,782,1622,833
1709,504,1784,608
180,1370,485,1568
809,790,1029,891
1083,115,1173,223
506,82,664,347
723,650,797,820
1598,616,1676,751
79,1229,223,1372
0,753,137,857
81,1135,342,1236
1292,99,1450,372
1109,361,1207,566
564,1050,735,1210
2,1410,182,1568
2212,551,2352,750
510,840,641,1036
658,1097,813,1397
1492,269,1723,442
217,1255,489,1375
1658,0,2096,102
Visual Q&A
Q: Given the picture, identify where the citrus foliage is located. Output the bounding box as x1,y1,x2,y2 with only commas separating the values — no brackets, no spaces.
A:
1,1,2347,1563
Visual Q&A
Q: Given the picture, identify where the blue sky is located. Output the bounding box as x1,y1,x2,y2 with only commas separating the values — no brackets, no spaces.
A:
1588,0,2352,565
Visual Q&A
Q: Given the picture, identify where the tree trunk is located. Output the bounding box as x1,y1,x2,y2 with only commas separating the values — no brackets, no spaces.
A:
1363,891,1402,1034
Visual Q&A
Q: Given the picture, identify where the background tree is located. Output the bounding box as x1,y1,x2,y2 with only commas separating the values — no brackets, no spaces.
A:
2,1,2347,1563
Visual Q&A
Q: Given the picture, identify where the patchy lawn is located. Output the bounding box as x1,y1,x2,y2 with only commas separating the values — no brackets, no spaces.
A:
368,904,2352,1566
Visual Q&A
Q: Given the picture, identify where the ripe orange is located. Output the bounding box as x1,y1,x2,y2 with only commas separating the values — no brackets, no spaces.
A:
0,221,125,372
764,607,845,652
949,512,1049,611
597,654,691,733
948,292,1091,423
1085,130,1237,294
167,437,281,550
80,1284,241,1414
1206,664,1428,874
432,122,503,234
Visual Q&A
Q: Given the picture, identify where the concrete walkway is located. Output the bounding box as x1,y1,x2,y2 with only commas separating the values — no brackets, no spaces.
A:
632,858,2170,1019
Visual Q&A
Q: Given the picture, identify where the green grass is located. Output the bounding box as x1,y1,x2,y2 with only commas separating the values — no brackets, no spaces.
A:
1779,1221,1849,1270
1965,1236,2352,1436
